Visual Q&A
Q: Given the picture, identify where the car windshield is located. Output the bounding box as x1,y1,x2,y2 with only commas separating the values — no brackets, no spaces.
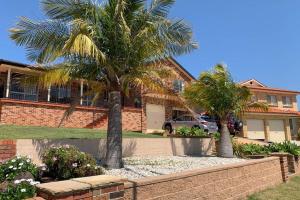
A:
196,115,215,122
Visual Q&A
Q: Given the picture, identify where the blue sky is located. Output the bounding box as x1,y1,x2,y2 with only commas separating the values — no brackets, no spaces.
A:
1,0,300,91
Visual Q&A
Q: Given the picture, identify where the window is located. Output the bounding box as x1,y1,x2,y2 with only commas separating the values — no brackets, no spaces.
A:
173,80,185,93
267,95,278,106
50,85,71,103
10,73,37,101
282,96,292,107
289,119,294,130
81,84,94,106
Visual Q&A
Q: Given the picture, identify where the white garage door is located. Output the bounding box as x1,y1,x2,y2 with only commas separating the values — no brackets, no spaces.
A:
247,119,265,140
269,120,285,143
146,104,165,133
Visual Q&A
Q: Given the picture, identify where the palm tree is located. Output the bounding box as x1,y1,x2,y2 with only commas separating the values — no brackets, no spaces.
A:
10,0,197,168
184,64,267,158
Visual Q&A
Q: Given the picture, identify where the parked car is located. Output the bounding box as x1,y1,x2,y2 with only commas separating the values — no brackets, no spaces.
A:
163,114,219,134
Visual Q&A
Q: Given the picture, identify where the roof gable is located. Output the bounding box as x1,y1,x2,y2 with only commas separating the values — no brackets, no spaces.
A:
240,79,267,88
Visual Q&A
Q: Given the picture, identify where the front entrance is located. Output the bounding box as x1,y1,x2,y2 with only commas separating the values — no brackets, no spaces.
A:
146,104,165,133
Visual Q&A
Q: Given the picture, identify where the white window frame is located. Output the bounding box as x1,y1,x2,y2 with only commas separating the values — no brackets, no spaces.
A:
282,96,292,107
173,80,185,93
267,95,278,106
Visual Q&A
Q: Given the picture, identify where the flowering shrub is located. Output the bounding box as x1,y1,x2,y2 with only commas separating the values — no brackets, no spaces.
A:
0,179,38,199
0,156,38,182
42,145,103,180
0,156,39,199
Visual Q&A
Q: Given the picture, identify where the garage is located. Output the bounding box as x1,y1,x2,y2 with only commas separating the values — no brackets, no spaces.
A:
269,120,285,143
146,104,165,133
247,119,265,140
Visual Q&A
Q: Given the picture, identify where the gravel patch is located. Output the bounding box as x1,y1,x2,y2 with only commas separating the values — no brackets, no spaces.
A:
104,156,245,180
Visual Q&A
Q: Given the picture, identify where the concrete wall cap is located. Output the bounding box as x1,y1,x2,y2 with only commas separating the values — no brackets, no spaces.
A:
72,175,127,188
36,180,90,196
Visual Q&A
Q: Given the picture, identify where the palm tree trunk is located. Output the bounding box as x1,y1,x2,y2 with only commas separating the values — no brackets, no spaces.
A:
105,91,123,169
217,121,233,158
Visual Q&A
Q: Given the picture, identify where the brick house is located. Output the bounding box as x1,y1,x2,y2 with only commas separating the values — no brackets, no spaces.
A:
240,79,300,142
0,58,194,133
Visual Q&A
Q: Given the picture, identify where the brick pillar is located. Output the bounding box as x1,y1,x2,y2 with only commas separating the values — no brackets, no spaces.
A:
141,95,147,133
242,118,248,138
0,139,16,162
264,119,270,142
284,119,292,141
270,153,289,182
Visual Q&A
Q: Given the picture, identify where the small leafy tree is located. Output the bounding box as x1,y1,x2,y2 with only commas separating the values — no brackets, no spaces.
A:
10,0,197,168
184,64,267,157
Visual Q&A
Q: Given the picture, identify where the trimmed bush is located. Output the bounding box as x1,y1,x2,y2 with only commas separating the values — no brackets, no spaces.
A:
176,126,210,137
42,145,103,180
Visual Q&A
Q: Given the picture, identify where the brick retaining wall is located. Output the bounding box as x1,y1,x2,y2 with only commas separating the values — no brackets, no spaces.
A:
29,157,290,200
124,157,284,200
0,99,142,131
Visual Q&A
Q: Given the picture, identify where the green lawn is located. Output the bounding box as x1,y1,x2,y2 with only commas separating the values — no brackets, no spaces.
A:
248,176,300,200
0,125,163,139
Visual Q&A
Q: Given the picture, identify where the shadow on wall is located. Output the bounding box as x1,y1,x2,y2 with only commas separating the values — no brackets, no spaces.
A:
169,137,214,156
15,137,213,164
29,139,137,164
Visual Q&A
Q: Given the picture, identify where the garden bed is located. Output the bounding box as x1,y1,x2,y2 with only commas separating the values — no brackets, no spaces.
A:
104,155,245,179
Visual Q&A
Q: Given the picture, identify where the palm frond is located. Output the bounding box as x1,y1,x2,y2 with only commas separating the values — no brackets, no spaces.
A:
42,0,95,20
10,17,69,63
149,0,175,18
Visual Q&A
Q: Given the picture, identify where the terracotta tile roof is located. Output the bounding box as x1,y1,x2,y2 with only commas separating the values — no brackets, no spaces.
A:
246,107,300,116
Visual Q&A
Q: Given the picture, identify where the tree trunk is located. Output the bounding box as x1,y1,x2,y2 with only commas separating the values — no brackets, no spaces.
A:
217,121,234,158
105,91,123,169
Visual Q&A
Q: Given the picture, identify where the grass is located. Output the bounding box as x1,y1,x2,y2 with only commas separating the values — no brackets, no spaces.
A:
248,176,300,200
0,125,163,139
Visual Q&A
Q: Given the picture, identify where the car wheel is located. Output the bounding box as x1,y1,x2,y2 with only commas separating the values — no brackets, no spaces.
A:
165,124,173,134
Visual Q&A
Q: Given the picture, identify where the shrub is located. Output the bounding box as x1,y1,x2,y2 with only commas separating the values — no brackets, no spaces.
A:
0,156,38,182
212,132,221,141
0,156,39,200
42,145,103,180
176,126,209,137
267,141,300,156
0,180,37,200
233,142,268,158
176,126,191,137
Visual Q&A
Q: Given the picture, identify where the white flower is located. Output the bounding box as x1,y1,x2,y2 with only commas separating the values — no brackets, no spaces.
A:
30,181,40,186
26,159,31,163
13,167,17,170
14,180,21,184
21,188,26,193
9,165,13,169
11,159,16,163
72,163,78,167
27,179,33,183
20,179,25,182
94,166,99,170
42,166,47,171
5,174,8,177
19,163,24,166
17,156,21,159
18,167,22,169
86,164,91,167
